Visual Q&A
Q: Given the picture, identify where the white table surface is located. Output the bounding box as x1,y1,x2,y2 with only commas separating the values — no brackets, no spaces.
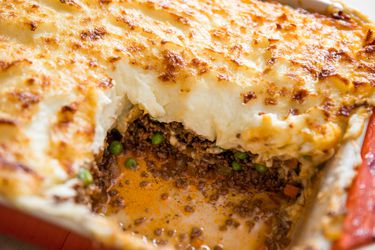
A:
0,0,374,249
341,0,374,21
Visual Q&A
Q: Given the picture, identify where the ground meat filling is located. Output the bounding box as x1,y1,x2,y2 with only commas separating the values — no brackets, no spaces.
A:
91,114,304,249
119,115,302,195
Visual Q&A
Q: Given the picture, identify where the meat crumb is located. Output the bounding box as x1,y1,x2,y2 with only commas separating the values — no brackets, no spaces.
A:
167,229,176,237
134,217,146,226
190,227,203,238
154,228,164,236
184,205,195,213
160,193,169,200
139,181,150,187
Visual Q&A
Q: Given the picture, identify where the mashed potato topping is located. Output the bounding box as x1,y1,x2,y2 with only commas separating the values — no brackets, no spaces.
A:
0,1,373,246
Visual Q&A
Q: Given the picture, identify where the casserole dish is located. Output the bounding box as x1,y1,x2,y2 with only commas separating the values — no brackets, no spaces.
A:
0,0,373,249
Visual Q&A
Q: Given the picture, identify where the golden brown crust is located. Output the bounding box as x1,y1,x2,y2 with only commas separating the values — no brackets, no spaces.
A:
0,0,373,248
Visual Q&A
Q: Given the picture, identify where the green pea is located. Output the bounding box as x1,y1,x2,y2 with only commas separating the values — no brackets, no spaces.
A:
109,141,123,155
254,163,267,173
231,161,242,171
234,152,248,160
78,168,93,186
124,158,137,169
303,155,312,161
151,132,164,145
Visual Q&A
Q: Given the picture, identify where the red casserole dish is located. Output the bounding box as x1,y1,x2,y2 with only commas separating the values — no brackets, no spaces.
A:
0,0,373,249
333,109,375,250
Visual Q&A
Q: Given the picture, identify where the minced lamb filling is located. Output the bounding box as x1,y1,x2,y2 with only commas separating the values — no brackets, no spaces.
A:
90,114,311,250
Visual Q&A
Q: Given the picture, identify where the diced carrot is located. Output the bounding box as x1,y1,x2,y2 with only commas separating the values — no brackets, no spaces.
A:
285,159,298,169
283,184,299,198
